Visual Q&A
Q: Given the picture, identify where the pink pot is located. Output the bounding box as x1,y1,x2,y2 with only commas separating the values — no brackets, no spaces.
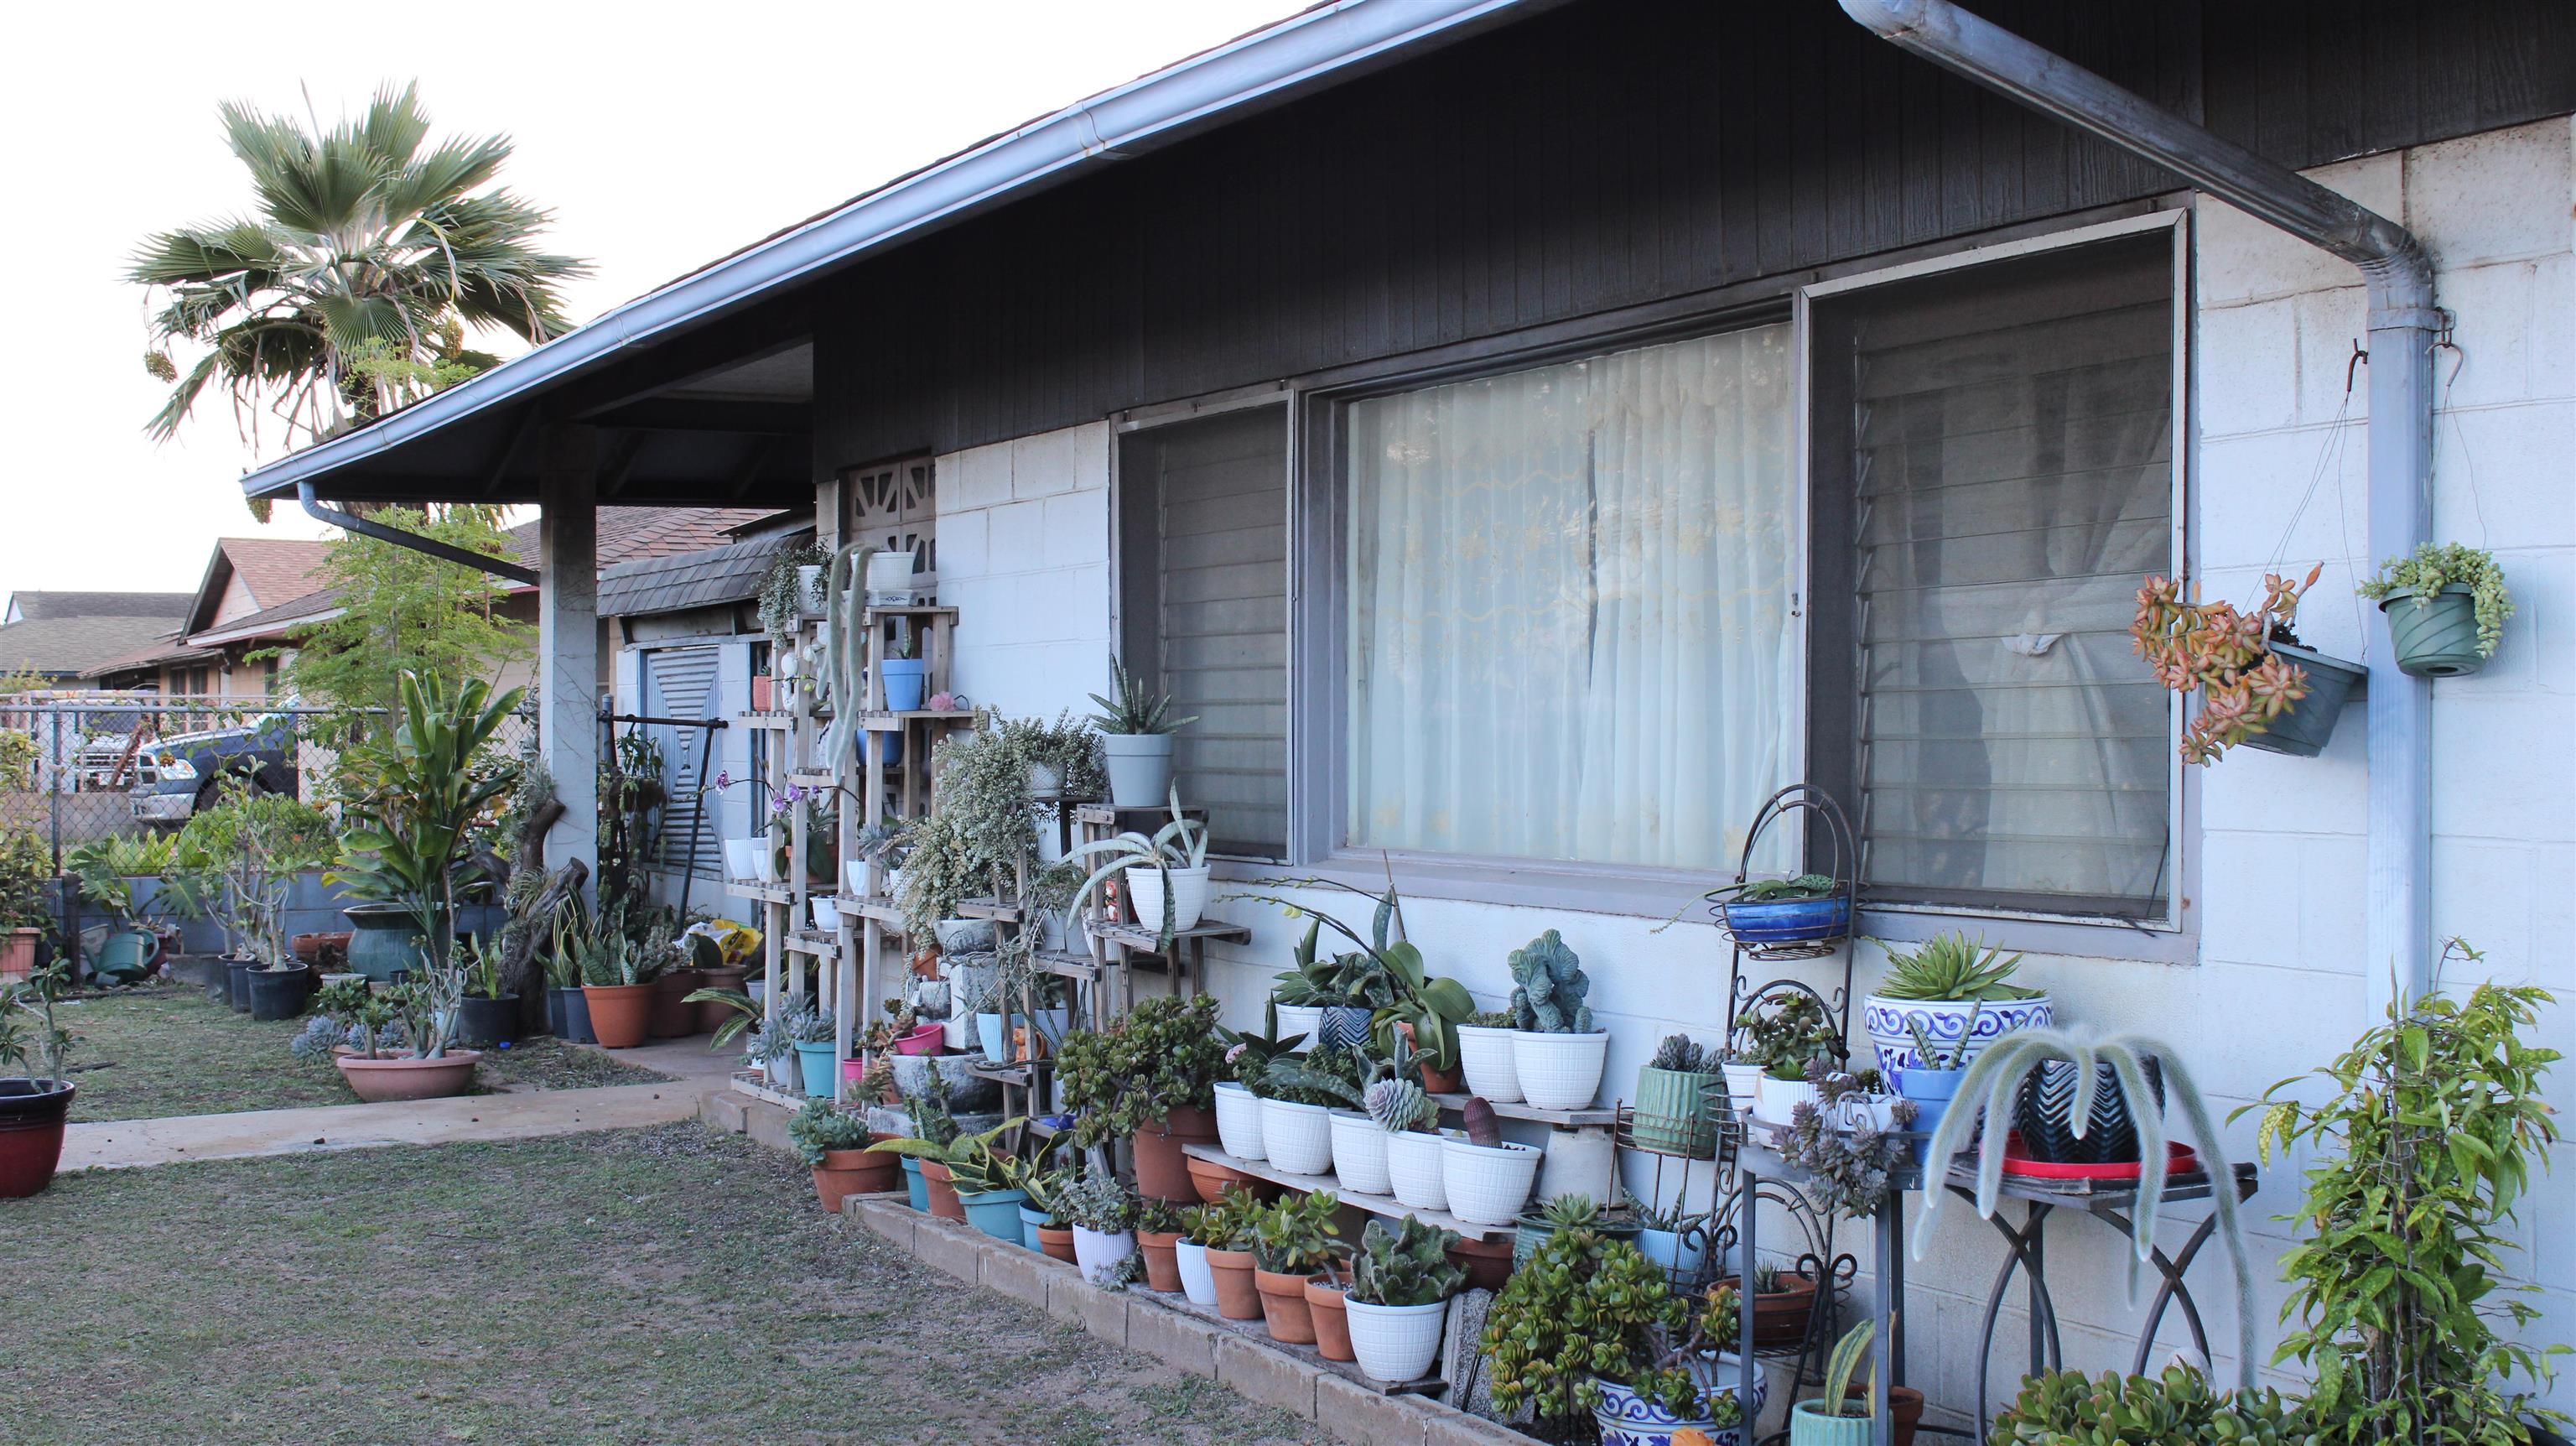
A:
334,1049,483,1103
892,1022,944,1056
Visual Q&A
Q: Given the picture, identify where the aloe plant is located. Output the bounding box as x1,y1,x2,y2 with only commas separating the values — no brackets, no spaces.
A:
1873,932,2038,1001
1913,1027,2257,1392
1062,785,1209,942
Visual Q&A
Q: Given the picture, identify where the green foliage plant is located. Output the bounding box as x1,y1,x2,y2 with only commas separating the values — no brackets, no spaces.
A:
1508,930,1594,1033
2237,942,2563,1445
0,961,75,1086
1234,879,1474,1070
0,830,54,937
1484,1229,1714,1420
274,507,530,744
1872,931,2040,1001
1217,1003,1308,1088
177,780,337,965
1054,995,1228,1149
329,672,522,980
787,1099,870,1168
2357,542,2512,658
1992,1366,2321,1444
1348,1215,1466,1307
1805,1319,1877,1421
1734,991,1842,1073
1088,656,1197,736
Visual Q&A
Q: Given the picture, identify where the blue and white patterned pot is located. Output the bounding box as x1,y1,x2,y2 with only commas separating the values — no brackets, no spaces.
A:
1317,1005,1376,1051
1590,1356,1766,1446
1863,993,2053,1080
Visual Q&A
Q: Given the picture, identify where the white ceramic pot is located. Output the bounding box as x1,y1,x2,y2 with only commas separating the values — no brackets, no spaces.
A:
1329,1111,1394,1195
811,897,842,931
1384,1129,1449,1212
1512,1030,1610,1111
1028,762,1063,800
883,866,906,902
1440,1137,1541,1226
1756,1074,1817,1124
1456,1024,1523,1103
843,860,875,899
796,564,824,611
1260,1096,1334,1176
866,549,913,595
752,845,782,883
1346,1298,1449,1384
1125,865,1211,933
1176,1239,1219,1307
1272,1002,1323,1053
1719,1062,1764,1115
940,1016,974,1052
1213,1081,1266,1161
1072,1225,1135,1286
1862,992,2054,1079
1536,1124,1615,1205
1101,732,1175,808
724,838,763,882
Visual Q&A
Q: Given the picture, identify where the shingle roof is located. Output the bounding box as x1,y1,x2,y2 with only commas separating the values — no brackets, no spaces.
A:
0,615,197,679
7,591,193,622
214,538,333,613
596,532,808,620
184,587,348,648
505,507,785,582
82,633,221,679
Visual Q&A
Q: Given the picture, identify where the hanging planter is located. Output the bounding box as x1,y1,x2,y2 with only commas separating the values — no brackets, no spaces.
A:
2358,544,2514,679
2133,567,2362,762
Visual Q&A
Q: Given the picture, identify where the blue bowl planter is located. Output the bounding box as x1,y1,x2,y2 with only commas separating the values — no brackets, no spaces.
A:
1716,895,1851,948
1019,1203,1050,1251
1862,994,2054,1079
1592,1355,1766,1446
793,1041,840,1100
901,1156,929,1212
880,658,929,712
957,1187,1029,1243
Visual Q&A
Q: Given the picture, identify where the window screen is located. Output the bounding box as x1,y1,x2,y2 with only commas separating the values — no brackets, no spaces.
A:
1808,231,2178,918
639,645,723,876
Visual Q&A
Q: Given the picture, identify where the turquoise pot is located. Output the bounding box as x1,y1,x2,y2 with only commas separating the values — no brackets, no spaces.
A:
958,1187,1029,1243
901,1156,929,1212
1019,1204,1049,1251
343,902,429,982
1789,1401,1873,1445
881,658,929,711
794,1041,839,1099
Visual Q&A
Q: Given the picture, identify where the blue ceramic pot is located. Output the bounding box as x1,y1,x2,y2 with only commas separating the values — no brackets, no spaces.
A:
1019,1203,1050,1251
1898,1067,1966,1166
794,1040,839,1099
880,658,929,712
1317,1006,1375,1051
901,1155,929,1212
1592,1360,1765,1446
958,1187,1030,1243
1717,895,1850,947
1635,1225,1709,1279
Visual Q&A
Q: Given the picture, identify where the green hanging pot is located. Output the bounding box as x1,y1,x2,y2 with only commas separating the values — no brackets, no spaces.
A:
2381,584,2487,678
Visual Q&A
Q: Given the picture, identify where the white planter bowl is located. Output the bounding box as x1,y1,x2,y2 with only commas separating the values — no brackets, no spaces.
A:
1125,865,1212,933
1346,1298,1448,1383
752,845,781,883
811,897,843,931
844,859,876,898
724,838,763,882
1384,1129,1449,1211
1719,1062,1764,1115
1272,1003,1322,1053
1512,1030,1610,1111
1175,1239,1219,1307
1456,1024,1523,1103
1329,1111,1394,1194
1260,1096,1334,1176
1441,1138,1541,1225
1755,1074,1817,1124
1213,1081,1265,1161
1072,1226,1135,1286
1862,992,2054,1079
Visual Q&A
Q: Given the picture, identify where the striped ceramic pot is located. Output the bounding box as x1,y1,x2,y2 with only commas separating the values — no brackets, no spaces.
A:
1862,994,2053,1081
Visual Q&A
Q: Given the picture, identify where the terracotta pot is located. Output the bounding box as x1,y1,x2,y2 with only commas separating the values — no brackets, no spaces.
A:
813,1147,899,1212
1719,1272,1820,1349
1137,1229,1185,1293
582,983,657,1048
1305,1277,1355,1361
333,1049,482,1103
1399,1022,1466,1094
695,965,749,1032
1038,1225,1077,1264
1134,1103,1220,1203
920,1160,965,1220
0,928,39,981
1446,1234,1513,1293
290,931,351,967
1206,1246,1262,1320
1843,1384,1925,1446
1254,1267,1317,1343
1186,1153,1280,1204
750,674,774,710
649,968,705,1037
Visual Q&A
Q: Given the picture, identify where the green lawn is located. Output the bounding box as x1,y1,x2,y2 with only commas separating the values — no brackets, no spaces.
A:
55,981,670,1122
0,1123,1332,1446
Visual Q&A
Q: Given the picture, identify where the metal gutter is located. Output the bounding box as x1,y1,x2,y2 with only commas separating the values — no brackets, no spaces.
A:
299,482,542,587
1836,0,2438,1017
236,0,1545,503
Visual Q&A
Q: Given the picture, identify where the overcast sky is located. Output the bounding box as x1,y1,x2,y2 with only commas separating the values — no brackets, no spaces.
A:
0,0,1290,596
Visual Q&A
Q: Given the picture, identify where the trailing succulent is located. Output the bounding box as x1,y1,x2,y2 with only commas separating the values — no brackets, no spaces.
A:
2356,540,2512,659
1992,1367,2321,1445
1055,995,1228,1150
1508,930,1592,1033
2132,565,2324,764
1348,1215,1464,1308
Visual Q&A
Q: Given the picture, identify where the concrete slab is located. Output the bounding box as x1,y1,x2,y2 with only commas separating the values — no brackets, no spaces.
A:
1214,1332,1318,1419
1046,1271,1132,1345
979,1241,1059,1310
60,1080,703,1172
1317,1376,1435,1446
1127,1296,1223,1377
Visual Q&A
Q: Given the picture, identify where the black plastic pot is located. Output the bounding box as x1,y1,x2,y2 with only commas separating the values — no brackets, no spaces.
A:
2013,1056,2164,1165
454,994,522,1048
2242,642,2366,758
548,986,596,1044
244,967,314,1022
207,955,241,1004
225,957,260,1013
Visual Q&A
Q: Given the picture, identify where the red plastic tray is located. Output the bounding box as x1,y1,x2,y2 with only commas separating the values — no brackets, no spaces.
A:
2001,1133,2199,1181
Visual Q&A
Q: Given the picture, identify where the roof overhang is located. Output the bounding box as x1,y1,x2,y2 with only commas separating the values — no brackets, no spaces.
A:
233,0,1548,507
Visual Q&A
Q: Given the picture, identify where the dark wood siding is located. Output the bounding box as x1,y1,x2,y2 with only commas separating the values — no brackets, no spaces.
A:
813,0,2573,466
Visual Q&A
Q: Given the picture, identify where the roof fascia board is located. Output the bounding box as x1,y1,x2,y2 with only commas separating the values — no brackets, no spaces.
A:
238,0,1542,501
187,607,347,649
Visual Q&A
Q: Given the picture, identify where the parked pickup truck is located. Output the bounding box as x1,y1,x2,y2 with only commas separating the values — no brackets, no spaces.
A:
128,712,300,824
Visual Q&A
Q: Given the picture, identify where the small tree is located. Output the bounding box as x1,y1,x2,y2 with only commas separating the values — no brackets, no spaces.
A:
330,672,522,980
171,781,335,964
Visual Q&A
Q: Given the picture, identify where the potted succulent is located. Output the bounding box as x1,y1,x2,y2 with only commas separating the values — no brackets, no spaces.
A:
1455,1006,1523,1103
1211,1006,1306,1167
1789,1320,1880,1446
542,905,596,1044
0,961,76,1196
1135,1197,1187,1292
1376,1075,1450,1215
1441,1095,1540,1226
452,935,521,1047
574,920,670,1050
1201,1189,1265,1320
951,1142,1033,1246
1254,1042,1363,1176
868,1112,1023,1225
1507,930,1607,1110
1306,1247,1356,1363
2357,540,2512,678
1247,1189,1343,1345
1270,1036,1417,1194
1597,1283,1765,1446
790,1098,896,1212
1064,787,1210,939
756,539,832,645
1060,1173,1141,1286
1736,992,1844,1121
2133,564,2362,761
1173,1199,1228,1306
1633,1032,1722,1157
1861,932,2050,1080
1716,1260,1820,1351
1996,1368,2314,1445
1633,1196,1713,1280
998,710,1107,807
325,953,483,1103
1893,1010,1976,1166
1487,1229,1758,1441
1014,1163,1072,1252
1769,1065,1919,1220
1087,657,1197,809
1345,1215,1467,1383
1056,995,1227,1203
1705,871,1848,952
1513,1191,1641,1266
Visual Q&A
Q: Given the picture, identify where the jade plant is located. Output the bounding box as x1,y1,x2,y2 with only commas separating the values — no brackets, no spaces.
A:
1249,1189,1343,1277
1484,1228,1718,1421
1915,1027,2257,1391
1348,1215,1465,1307
2356,541,2512,658
2131,564,2324,764
1508,930,1592,1032
1992,1366,2320,1443
1055,995,1228,1151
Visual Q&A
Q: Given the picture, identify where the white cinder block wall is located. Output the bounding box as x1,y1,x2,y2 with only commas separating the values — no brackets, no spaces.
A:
917,117,2575,1428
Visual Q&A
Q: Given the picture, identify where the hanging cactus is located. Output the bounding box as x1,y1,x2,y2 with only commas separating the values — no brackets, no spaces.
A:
1364,1077,1432,1134
1507,930,1593,1033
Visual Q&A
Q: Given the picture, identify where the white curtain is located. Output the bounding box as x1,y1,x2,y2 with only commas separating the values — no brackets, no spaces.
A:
1346,325,1795,871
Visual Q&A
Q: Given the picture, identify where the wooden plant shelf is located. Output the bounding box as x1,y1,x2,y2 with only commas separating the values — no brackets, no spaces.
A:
1425,1091,1618,1129
857,709,980,731
831,895,906,928
786,769,841,789
953,897,1025,923
969,1060,1036,1086
729,881,796,905
1035,951,1099,982
730,1070,802,1111
735,710,800,731
1179,1144,1512,1242
783,930,838,957
1092,919,1250,952
864,605,958,620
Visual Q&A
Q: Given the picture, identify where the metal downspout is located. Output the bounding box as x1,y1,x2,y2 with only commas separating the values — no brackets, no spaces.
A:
1836,0,2438,1011
299,481,542,588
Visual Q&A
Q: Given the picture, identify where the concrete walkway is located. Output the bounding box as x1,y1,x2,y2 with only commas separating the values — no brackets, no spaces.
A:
63,1034,744,1172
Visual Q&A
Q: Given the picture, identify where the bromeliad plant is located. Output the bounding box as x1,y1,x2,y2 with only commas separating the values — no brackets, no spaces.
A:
330,672,522,980
2236,942,2563,1446
2132,565,2324,764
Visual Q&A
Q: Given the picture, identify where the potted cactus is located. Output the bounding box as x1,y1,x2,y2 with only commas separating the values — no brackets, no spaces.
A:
2357,541,2512,677
1345,1215,1467,1383
1860,932,2051,1080
1441,1095,1540,1227
1507,930,1607,1110
1634,1032,1723,1157
2132,564,2362,761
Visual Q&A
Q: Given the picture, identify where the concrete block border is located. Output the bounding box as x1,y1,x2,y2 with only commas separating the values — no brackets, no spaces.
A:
704,1091,1531,1446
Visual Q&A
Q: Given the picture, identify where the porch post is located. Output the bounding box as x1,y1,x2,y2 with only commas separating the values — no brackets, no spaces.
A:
538,425,600,896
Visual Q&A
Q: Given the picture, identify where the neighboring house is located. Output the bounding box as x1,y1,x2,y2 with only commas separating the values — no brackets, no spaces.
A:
0,591,192,687
226,0,2576,1426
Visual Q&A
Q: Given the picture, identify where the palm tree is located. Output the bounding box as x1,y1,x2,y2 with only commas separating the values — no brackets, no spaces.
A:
132,82,589,451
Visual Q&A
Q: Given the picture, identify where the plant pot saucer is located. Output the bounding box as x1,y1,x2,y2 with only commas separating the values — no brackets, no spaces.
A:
2001,1131,2199,1181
